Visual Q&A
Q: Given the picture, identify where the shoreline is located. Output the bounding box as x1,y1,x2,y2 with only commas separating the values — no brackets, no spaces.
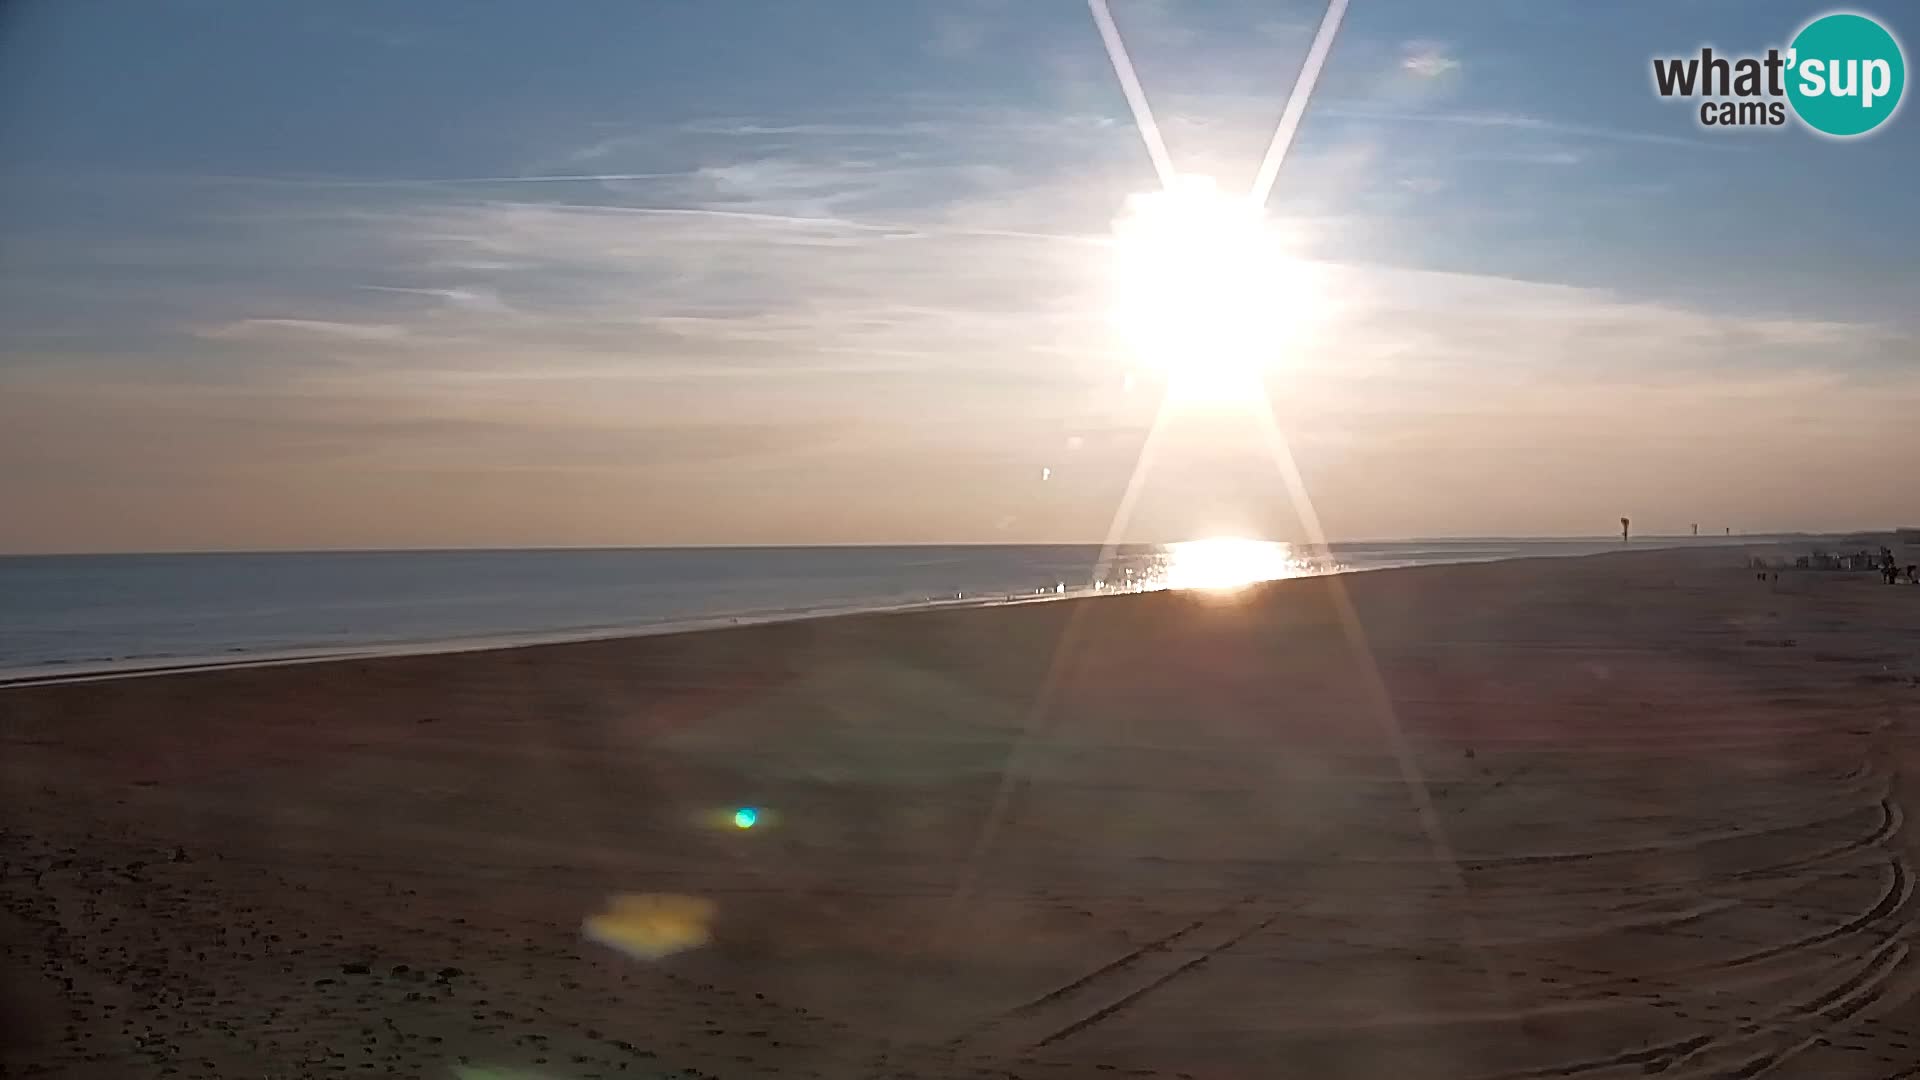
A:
0,541,1773,688
0,587,1081,689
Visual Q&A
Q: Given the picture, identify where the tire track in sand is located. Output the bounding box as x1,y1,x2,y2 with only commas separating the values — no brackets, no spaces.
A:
1480,772,1917,1079
943,896,1278,1055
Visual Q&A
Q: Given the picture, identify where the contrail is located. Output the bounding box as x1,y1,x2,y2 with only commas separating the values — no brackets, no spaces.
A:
198,172,689,189
344,172,684,186
1249,0,1351,205
480,200,1106,245
412,172,682,184
1087,0,1178,190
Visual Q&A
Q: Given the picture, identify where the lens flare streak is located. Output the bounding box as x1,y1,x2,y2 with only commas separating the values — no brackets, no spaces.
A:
1087,0,1177,190
1250,0,1354,205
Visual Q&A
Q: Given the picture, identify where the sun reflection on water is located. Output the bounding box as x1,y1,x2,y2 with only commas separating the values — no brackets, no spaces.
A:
1159,538,1312,591
1090,538,1322,595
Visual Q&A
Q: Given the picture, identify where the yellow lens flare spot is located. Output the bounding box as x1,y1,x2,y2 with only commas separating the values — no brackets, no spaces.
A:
582,893,717,961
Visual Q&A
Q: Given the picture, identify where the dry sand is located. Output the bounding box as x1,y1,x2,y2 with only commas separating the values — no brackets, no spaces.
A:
4,545,1920,1079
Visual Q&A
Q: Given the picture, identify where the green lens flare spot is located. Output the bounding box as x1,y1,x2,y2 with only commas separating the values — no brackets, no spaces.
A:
732,806,759,829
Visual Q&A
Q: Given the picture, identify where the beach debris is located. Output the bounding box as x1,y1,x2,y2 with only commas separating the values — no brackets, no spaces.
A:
582,893,716,961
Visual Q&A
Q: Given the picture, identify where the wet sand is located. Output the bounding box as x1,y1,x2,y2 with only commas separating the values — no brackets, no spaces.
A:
4,545,1919,1078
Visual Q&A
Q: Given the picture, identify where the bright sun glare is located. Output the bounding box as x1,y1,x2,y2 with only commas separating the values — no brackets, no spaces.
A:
1109,174,1320,403
1161,538,1310,591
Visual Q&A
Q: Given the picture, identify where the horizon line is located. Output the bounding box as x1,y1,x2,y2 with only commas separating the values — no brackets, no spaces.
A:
0,531,1863,559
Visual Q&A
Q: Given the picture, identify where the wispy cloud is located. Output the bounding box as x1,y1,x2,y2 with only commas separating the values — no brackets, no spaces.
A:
169,167,1902,404
1321,105,1734,150
196,318,408,342
355,285,506,310
197,172,690,189
8,84,1912,548
1400,42,1460,79
6,1,1916,549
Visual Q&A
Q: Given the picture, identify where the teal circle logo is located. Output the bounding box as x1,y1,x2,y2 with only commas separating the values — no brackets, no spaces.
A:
1787,13,1906,137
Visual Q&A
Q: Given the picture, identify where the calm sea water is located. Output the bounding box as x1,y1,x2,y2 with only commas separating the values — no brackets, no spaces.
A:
0,539,1710,679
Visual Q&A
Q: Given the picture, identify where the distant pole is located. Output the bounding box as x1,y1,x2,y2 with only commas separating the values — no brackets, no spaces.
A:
1691,523,1699,537
1725,527,1731,536
1621,517,1631,544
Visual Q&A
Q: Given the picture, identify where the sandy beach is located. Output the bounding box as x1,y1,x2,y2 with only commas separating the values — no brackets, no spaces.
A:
5,544,1919,1079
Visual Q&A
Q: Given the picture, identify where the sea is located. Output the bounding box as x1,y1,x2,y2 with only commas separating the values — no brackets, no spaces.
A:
0,538,1742,681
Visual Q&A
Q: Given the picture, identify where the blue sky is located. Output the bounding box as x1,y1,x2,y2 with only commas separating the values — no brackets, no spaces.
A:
1,1,1915,551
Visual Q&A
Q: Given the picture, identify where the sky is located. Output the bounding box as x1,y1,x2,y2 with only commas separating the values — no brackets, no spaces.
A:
1,0,1915,553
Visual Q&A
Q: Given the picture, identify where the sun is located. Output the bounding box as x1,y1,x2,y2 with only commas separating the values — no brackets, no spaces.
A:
1108,174,1320,403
